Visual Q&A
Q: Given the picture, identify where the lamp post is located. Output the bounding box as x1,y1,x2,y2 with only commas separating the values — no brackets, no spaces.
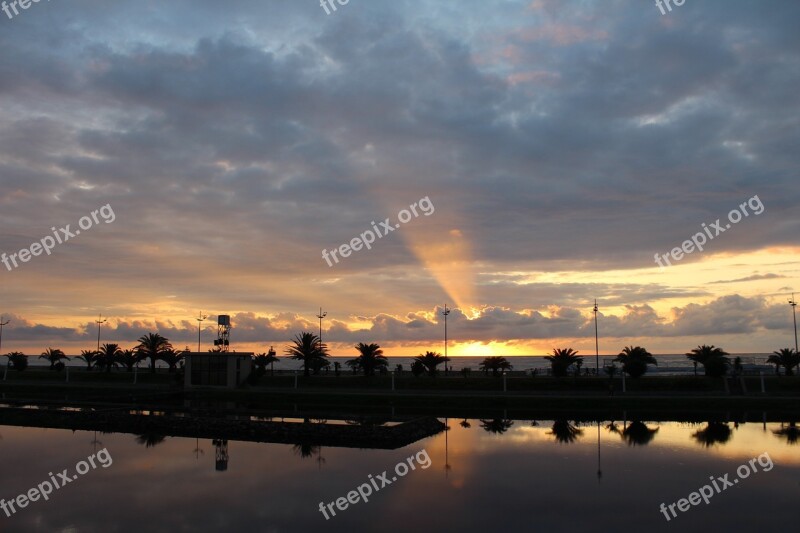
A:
316,308,327,346
442,305,450,374
593,300,599,375
95,314,107,352
0,316,9,356
196,311,208,352
790,294,798,354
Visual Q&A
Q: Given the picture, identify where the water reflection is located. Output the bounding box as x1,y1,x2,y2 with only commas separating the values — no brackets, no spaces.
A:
620,421,660,446
479,418,514,434
2,410,800,532
548,419,583,444
692,422,733,448
135,432,167,448
772,421,799,444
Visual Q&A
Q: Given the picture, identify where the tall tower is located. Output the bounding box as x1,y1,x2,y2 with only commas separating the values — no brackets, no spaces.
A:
214,315,231,351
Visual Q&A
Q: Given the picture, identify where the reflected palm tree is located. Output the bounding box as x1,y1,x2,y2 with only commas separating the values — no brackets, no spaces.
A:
692,422,732,447
621,421,659,446
479,418,514,434
292,442,322,459
460,418,471,428
772,421,800,445
135,433,167,448
548,420,584,444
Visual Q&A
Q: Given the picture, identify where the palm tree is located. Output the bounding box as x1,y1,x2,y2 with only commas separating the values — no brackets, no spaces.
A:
685,345,730,377
285,332,329,377
39,348,68,370
95,343,123,372
136,333,173,373
77,349,98,371
117,349,143,372
413,351,450,377
544,348,582,377
621,421,660,446
478,356,513,376
615,346,658,378
159,349,184,373
692,422,732,447
548,420,584,444
4,352,28,372
135,433,166,448
253,350,280,375
479,419,514,434
767,348,800,376
347,343,389,376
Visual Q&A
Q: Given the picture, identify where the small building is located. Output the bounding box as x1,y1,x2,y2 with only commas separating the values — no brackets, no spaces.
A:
184,352,253,389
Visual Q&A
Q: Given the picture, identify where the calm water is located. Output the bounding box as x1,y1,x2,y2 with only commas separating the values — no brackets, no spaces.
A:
1,414,797,532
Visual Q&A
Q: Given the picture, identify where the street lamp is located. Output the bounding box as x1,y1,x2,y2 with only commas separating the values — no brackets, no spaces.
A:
316,308,327,346
442,305,450,374
790,294,798,354
95,314,107,351
196,311,208,352
0,316,9,356
593,300,599,375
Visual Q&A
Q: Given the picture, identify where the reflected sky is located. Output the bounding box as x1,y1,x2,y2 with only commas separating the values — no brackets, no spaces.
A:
1,418,798,532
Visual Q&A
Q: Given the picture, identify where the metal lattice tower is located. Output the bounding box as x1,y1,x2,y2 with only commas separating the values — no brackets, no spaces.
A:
214,315,231,351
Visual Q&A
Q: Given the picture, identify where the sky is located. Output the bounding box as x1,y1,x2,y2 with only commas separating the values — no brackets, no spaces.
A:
0,0,798,357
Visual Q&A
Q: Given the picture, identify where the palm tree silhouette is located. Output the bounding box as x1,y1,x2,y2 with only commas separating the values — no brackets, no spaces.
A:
135,433,167,448
117,348,143,372
478,356,513,376
544,348,582,377
767,348,799,376
159,348,184,373
692,422,732,447
4,352,28,371
254,347,280,375
548,420,584,444
96,343,123,372
413,351,450,377
285,332,329,377
615,346,658,378
136,333,173,373
77,349,98,371
479,419,514,434
686,345,730,377
347,343,388,376
621,421,659,446
39,348,68,370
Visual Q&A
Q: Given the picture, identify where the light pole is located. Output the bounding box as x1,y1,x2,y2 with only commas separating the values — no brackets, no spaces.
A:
0,316,9,356
442,304,450,374
316,308,327,346
593,300,599,375
790,294,798,354
95,314,107,351
196,311,208,352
